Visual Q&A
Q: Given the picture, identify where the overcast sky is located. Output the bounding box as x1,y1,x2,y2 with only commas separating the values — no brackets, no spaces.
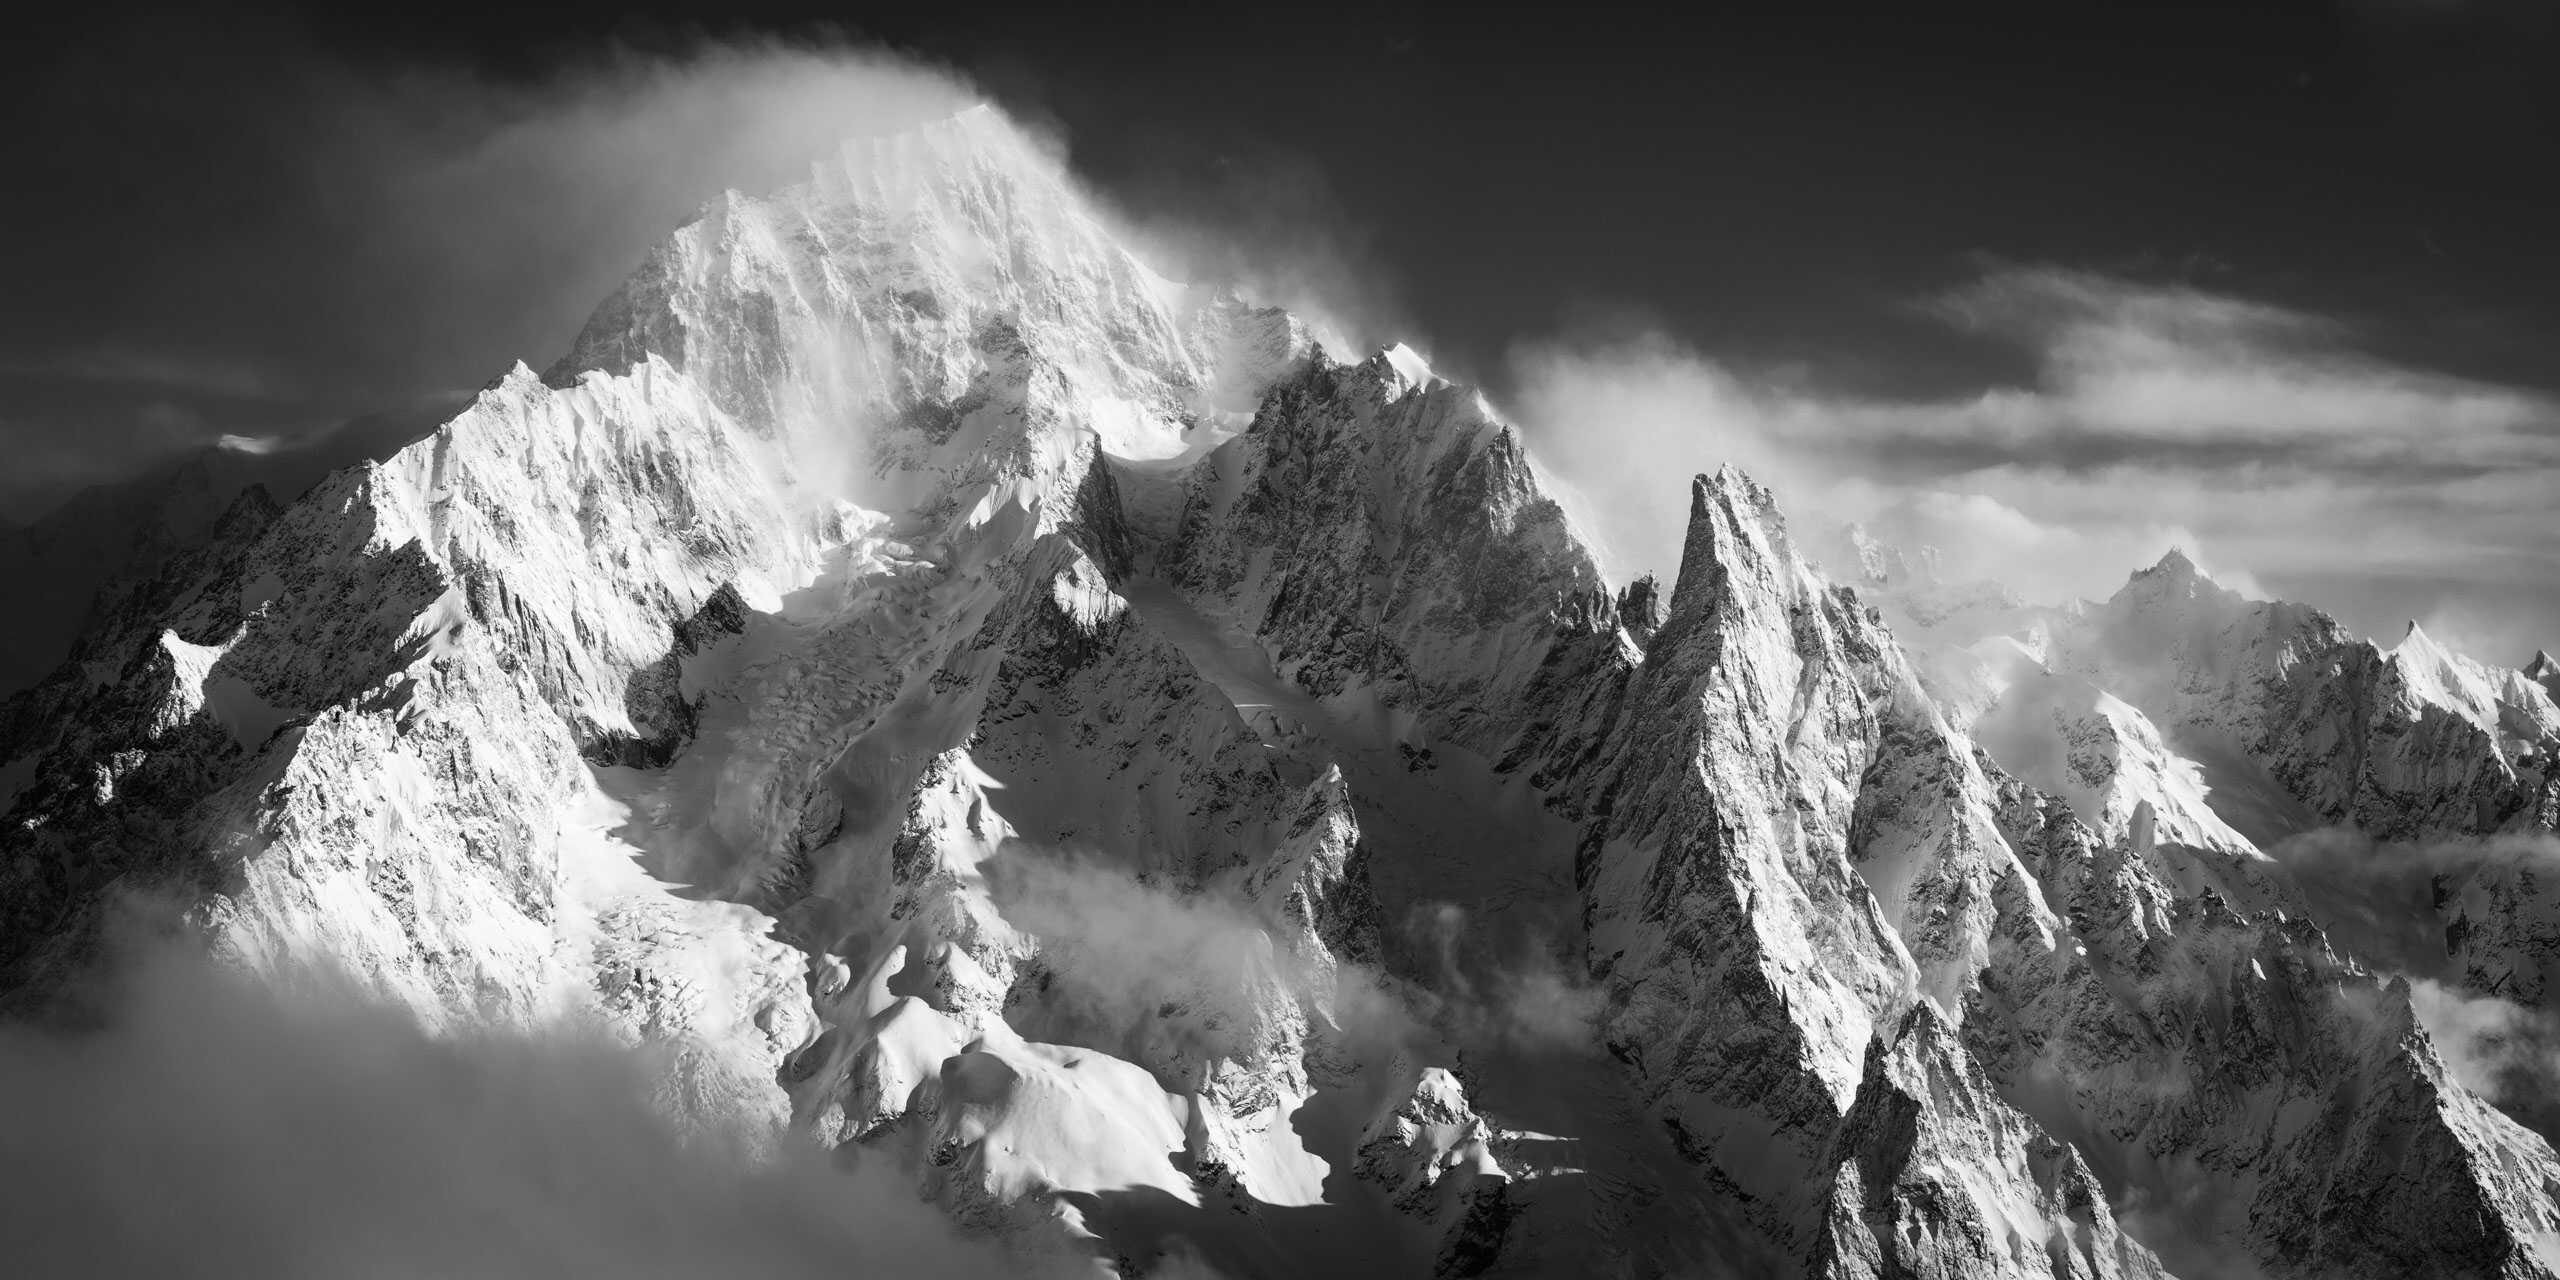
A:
4,0,2554,658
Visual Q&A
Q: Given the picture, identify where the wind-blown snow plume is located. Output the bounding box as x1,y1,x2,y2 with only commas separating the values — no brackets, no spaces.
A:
0,31,992,701
1091,140,1403,362
0,21,982,517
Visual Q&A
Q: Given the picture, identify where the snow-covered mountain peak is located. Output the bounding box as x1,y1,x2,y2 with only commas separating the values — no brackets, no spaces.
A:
2388,618,2510,726
1667,464,1795,604
552,102,1313,494
2392,616,2455,667
2528,649,2560,706
2146,544,2199,578
1815,523,2036,673
794,102,1136,303
2111,544,2239,613
10,102,2560,1280
1372,341,1444,393
1841,521,1942,588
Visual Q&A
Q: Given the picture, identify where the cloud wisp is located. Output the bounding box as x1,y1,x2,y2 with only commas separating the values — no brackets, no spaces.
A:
969,841,1608,1099
1510,265,2560,659
0,22,981,521
2267,827,2560,1140
0,935,1025,1280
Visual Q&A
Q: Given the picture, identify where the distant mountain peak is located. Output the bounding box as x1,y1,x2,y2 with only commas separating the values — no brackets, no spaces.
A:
2107,546,2250,620
2140,546,2200,584
1840,520,1944,589
4,104,2558,1280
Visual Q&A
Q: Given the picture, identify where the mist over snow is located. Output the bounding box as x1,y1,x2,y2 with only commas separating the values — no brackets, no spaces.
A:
2269,828,2560,1141
1393,901,1604,1057
0,19,1405,525
0,933,1035,1280
982,845,1607,1076
2405,978,2560,1140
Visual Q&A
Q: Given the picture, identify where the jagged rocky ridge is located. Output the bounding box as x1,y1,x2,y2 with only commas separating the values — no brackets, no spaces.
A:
5,105,2559,1278
1842,530,2560,1019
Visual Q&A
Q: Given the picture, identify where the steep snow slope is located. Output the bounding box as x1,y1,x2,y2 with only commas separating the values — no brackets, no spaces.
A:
0,400,459,704
5,104,2558,1280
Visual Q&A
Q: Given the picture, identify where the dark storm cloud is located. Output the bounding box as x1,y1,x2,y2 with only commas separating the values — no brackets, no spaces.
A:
0,16,976,521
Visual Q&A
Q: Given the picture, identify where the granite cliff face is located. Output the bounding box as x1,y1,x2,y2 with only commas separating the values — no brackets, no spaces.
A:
4,106,2556,1278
